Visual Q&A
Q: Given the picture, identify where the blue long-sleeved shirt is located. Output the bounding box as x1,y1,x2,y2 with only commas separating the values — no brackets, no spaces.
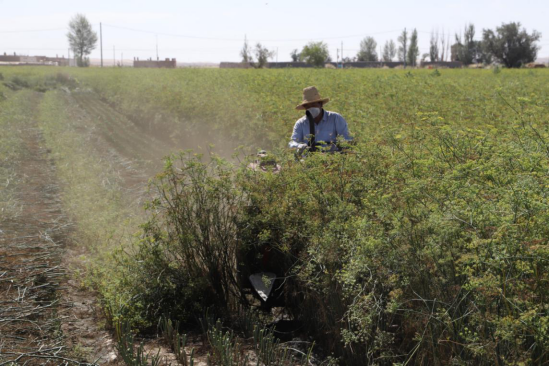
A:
288,110,352,149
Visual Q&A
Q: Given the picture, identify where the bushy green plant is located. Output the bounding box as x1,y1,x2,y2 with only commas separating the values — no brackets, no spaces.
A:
119,122,547,364
113,152,245,327
236,123,548,364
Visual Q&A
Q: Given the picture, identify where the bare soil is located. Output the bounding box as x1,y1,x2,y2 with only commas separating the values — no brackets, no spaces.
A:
0,90,135,365
0,91,115,365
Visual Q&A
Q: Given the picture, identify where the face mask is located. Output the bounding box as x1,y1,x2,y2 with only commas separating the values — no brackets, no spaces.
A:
307,107,321,118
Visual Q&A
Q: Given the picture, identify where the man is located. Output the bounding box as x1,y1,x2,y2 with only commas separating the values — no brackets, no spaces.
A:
289,86,352,152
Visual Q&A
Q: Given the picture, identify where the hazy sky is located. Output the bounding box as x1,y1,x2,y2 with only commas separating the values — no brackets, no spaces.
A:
1,0,548,63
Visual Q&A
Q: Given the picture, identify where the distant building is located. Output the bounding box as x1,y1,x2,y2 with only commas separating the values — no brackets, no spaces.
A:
43,55,72,67
0,52,74,66
133,57,176,68
525,62,547,68
0,52,20,63
219,62,255,69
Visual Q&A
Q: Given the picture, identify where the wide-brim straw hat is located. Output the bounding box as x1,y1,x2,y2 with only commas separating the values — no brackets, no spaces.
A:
295,86,330,110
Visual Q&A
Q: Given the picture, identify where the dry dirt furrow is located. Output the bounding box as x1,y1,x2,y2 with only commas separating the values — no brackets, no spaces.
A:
0,90,119,365
0,92,81,365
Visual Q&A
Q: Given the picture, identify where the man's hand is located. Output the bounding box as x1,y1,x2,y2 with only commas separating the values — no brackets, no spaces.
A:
297,143,308,153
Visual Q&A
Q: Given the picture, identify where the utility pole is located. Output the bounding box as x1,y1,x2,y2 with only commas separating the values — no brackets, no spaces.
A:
341,41,344,62
156,35,159,60
121,53,123,67
276,47,278,63
100,22,103,67
113,46,115,67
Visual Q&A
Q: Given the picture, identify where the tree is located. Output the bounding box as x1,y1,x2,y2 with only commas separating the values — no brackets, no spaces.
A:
482,22,541,68
300,41,330,67
254,43,274,68
464,24,476,64
397,28,408,65
290,49,300,62
357,36,378,61
240,35,253,63
453,23,476,65
429,30,439,62
474,40,493,65
382,40,396,62
67,14,97,67
407,29,419,67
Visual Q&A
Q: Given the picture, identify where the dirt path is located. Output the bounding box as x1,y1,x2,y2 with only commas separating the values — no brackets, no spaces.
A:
0,92,80,364
0,91,117,365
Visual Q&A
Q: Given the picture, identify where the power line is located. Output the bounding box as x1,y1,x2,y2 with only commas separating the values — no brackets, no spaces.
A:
101,23,401,43
0,47,68,51
102,23,243,42
0,27,66,33
253,29,402,42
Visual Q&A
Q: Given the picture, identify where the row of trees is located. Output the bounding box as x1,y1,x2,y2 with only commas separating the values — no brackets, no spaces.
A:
241,22,540,68
242,39,333,68
349,22,541,67
356,28,419,66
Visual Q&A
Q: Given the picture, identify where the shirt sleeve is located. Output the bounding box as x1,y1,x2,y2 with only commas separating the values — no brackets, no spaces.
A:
336,114,352,141
288,120,304,148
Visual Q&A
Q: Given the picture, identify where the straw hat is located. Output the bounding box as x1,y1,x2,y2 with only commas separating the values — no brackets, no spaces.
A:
295,86,330,110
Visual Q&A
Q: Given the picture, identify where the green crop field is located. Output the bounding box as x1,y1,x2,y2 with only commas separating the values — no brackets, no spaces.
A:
0,66,547,365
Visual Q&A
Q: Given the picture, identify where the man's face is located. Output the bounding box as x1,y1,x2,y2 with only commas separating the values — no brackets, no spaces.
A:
302,101,323,110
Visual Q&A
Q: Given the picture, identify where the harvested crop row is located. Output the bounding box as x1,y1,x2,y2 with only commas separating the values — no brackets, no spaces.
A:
0,90,79,365
70,91,169,164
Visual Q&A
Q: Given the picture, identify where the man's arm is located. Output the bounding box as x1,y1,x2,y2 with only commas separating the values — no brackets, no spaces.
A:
288,120,306,149
335,114,352,141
